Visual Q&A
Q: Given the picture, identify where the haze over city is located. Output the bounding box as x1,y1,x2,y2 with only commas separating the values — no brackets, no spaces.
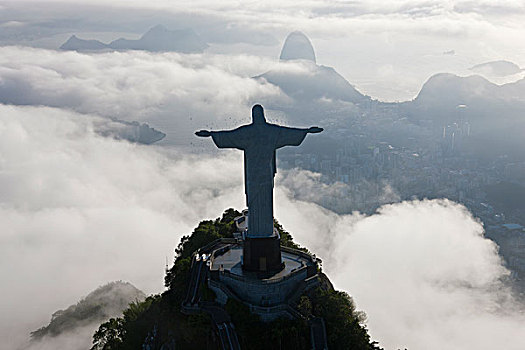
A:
1,1,525,349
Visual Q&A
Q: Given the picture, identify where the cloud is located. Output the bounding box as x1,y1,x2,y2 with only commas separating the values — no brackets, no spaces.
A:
0,47,306,117
208,0,525,99
1,102,524,350
0,103,246,349
1,5,524,348
276,195,525,350
277,168,400,214
0,20,25,28
6,0,521,38
3,1,525,102
0,46,290,144
23,325,97,350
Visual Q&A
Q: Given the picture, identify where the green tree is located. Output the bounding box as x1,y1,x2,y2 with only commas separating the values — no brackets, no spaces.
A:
92,208,383,350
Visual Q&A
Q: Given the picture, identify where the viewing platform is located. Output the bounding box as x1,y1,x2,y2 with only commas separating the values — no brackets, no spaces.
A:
197,238,319,321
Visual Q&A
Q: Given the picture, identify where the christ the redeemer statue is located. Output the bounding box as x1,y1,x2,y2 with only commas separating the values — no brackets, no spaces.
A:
196,104,322,271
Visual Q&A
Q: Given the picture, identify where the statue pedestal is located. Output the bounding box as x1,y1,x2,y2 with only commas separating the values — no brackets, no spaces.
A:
207,239,319,321
243,235,283,273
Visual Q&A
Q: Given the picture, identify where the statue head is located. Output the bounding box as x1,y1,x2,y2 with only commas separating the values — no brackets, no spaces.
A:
252,104,266,124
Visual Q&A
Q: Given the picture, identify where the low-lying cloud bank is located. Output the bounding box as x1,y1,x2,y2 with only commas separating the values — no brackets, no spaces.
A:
0,46,289,145
277,194,525,350
0,104,246,349
1,104,524,349
278,168,400,214
0,47,274,117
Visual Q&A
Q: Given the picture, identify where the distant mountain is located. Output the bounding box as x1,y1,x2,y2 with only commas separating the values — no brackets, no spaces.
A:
60,35,109,51
404,73,525,159
470,60,522,77
499,77,525,100
413,73,499,107
413,73,525,108
60,25,208,53
258,62,368,104
31,281,145,340
108,25,208,53
256,31,369,112
279,31,316,63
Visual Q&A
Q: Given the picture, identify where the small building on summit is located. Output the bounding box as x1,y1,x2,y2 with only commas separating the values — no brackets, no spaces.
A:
203,230,319,321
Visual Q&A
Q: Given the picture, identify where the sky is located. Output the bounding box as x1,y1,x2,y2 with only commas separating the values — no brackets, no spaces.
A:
1,1,525,349
1,0,525,100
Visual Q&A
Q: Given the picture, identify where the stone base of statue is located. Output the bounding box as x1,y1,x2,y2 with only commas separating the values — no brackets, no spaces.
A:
201,239,319,322
242,233,283,273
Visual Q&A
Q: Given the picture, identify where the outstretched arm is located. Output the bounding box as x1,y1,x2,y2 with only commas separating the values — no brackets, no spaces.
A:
275,125,323,148
195,127,247,149
308,126,323,133
195,130,211,137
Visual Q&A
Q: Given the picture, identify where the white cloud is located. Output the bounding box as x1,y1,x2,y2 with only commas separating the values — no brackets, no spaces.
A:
10,0,521,37
1,103,524,350
0,46,291,144
1,4,524,348
0,104,246,349
0,46,278,117
22,325,96,350
3,1,525,101
276,195,525,350
277,168,400,213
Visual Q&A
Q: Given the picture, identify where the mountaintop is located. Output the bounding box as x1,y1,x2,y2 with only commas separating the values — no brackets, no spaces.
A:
413,72,525,107
60,35,108,51
279,31,317,63
108,25,208,53
255,31,369,119
90,209,383,350
60,25,208,53
31,281,145,341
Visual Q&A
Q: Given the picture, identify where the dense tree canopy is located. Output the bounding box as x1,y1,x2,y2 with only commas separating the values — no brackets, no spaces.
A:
91,209,382,350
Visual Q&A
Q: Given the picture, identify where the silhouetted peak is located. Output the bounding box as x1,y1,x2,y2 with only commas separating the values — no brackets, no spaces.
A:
107,25,207,53
60,35,108,51
63,35,80,43
31,281,145,340
414,73,498,106
420,73,494,92
279,31,316,63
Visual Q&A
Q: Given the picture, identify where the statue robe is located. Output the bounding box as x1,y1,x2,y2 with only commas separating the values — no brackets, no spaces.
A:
210,122,309,237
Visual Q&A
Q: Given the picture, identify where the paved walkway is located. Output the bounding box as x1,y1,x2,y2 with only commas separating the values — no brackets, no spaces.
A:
183,254,242,350
309,317,328,350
